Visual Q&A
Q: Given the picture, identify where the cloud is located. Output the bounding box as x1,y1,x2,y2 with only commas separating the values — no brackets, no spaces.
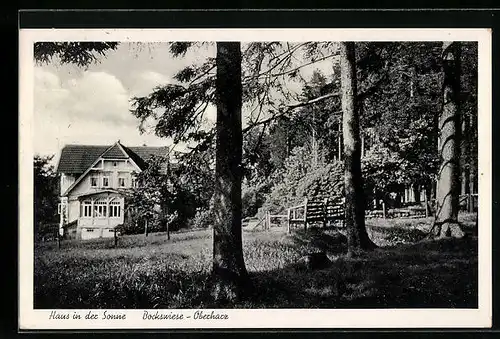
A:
128,70,172,97
65,71,134,125
35,69,135,126
33,68,166,160
32,43,215,162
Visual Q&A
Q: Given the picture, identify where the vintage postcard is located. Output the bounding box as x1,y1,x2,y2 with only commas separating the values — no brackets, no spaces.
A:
19,28,492,330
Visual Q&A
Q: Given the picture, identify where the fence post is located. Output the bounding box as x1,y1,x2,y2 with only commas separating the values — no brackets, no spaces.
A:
287,208,291,234
382,201,386,219
57,231,61,250
323,197,328,228
424,189,429,218
303,198,308,232
114,227,118,248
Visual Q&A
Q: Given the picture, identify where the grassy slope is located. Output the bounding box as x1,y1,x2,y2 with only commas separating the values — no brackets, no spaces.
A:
34,213,478,309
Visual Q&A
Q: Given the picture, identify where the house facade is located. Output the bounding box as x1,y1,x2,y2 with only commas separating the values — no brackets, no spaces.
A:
56,141,169,240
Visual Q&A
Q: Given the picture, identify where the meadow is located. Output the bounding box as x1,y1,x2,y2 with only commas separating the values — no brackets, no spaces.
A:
34,213,478,309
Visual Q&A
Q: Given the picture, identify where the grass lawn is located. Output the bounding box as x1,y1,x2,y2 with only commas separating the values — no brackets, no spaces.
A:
34,213,478,309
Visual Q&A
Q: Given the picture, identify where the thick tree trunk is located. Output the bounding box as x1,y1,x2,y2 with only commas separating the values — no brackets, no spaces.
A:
339,42,376,255
212,42,249,302
434,41,465,238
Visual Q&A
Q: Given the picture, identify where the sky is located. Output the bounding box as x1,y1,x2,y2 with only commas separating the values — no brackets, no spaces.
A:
33,42,334,165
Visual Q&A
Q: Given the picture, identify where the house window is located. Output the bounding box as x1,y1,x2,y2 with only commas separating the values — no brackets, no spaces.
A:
109,201,121,218
81,200,92,217
102,176,110,188
131,177,137,188
118,177,126,188
90,177,98,187
94,199,107,218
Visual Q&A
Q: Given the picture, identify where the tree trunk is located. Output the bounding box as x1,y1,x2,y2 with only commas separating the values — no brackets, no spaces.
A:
312,126,318,167
467,105,476,213
164,207,170,241
461,110,470,212
361,132,365,158
434,41,465,238
166,157,171,241
337,122,342,161
460,103,470,198
339,41,376,255
410,66,417,99
413,185,420,203
212,42,249,303
468,168,475,212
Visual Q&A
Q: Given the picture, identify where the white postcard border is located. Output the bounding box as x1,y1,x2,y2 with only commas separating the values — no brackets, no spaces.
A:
19,28,492,330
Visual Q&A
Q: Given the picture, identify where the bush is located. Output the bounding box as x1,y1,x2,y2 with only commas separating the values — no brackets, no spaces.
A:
242,181,271,218
296,161,343,198
257,146,344,218
189,209,215,229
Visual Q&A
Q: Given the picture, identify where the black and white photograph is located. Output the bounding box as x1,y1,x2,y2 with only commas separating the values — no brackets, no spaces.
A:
19,28,491,329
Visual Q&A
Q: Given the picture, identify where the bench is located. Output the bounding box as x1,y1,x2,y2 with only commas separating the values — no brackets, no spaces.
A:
287,196,345,233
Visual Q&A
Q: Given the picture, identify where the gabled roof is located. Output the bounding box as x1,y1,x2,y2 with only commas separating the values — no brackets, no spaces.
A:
56,142,170,174
122,145,170,170
56,145,109,174
101,143,129,159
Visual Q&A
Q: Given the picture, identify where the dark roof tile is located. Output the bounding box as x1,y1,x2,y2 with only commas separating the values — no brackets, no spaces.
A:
56,145,108,174
56,143,169,174
101,144,128,159
123,146,170,170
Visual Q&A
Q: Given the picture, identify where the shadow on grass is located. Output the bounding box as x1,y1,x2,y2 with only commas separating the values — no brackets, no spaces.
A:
35,229,212,253
34,219,478,309
34,261,214,309
290,227,348,254
244,236,478,308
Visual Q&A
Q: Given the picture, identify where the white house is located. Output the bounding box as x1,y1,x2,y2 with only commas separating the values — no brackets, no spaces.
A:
56,141,169,240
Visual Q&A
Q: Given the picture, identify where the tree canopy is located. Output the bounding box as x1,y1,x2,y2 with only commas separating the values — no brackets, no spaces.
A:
34,155,59,234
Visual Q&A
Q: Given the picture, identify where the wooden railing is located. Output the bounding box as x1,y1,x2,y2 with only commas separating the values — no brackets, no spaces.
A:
259,193,477,233
365,193,478,219
286,196,345,233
